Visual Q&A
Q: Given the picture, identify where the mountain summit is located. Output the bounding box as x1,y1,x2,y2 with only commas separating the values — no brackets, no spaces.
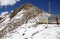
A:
9,3,43,19
0,3,49,38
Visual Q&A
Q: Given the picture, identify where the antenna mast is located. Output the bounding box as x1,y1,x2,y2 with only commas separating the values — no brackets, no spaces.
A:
48,2,51,13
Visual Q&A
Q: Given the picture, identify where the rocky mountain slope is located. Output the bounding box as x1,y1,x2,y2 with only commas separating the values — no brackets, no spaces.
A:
0,3,60,39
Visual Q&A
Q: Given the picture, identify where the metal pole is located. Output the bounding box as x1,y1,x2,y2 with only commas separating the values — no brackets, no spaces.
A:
48,2,51,13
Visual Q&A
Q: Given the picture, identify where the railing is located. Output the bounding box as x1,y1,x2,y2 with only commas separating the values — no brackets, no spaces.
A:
37,22,60,25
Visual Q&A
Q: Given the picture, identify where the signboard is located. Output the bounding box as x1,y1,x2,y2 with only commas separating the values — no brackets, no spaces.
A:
39,15,48,23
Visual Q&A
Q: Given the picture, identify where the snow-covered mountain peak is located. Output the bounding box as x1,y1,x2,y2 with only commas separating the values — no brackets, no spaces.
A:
9,3,45,19
0,3,60,39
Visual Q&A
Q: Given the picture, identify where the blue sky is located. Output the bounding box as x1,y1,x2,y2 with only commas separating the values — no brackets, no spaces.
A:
0,0,60,14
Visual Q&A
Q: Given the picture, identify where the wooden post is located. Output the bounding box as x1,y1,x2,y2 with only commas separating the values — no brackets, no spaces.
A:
56,17,59,25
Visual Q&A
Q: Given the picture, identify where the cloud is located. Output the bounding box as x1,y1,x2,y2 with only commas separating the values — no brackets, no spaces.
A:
1,11,9,16
0,0,20,6
11,10,13,12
